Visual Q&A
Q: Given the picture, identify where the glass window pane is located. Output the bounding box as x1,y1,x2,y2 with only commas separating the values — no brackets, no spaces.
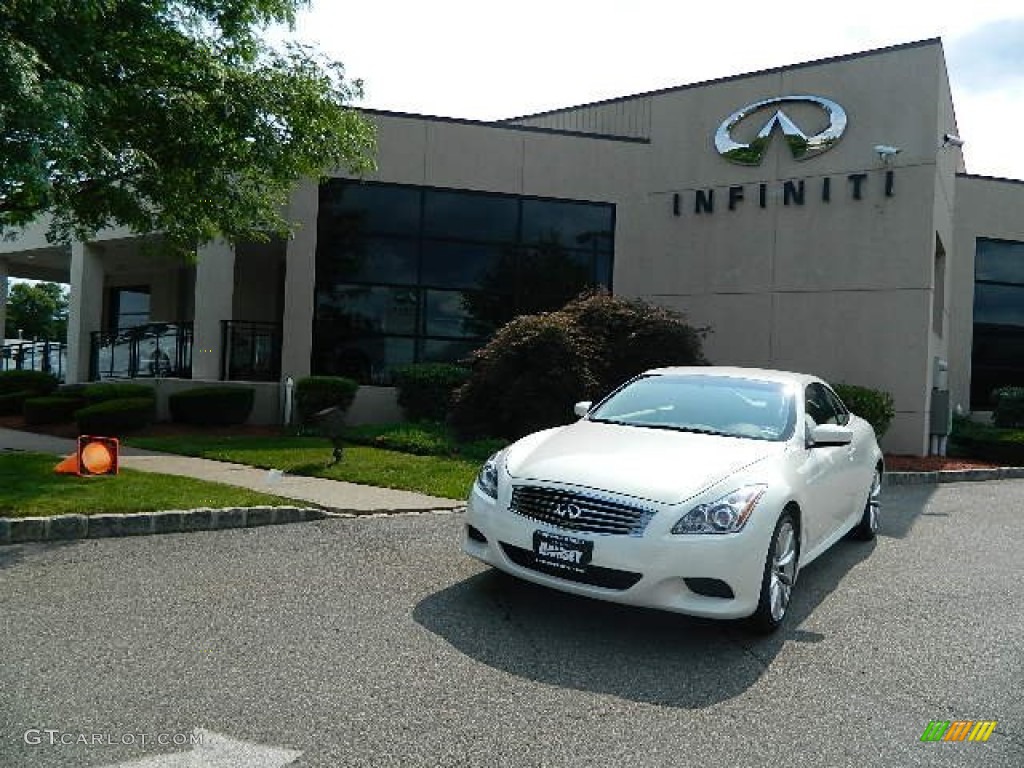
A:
976,239,1024,284
425,290,478,338
973,284,1024,327
423,190,518,242
595,252,613,289
421,241,512,291
314,336,414,385
316,285,418,336
118,290,150,315
515,246,594,314
422,338,480,364
319,180,421,237
522,199,613,250
318,238,418,285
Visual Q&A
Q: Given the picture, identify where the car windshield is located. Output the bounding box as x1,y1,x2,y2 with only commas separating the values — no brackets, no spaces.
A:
588,374,796,442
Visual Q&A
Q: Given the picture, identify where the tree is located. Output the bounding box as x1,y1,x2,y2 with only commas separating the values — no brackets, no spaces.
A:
4,281,69,341
0,1,375,253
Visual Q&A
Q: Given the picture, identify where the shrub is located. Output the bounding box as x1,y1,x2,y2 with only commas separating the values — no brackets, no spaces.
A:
562,292,708,398
75,397,156,434
950,415,1024,466
450,292,708,440
450,312,594,440
168,386,255,426
294,376,358,425
0,370,58,396
23,396,86,425
392,363,470,422
0,390,33,416
991,386,1024,428
343,421,505,461
833,383,895,438
82,383,155,403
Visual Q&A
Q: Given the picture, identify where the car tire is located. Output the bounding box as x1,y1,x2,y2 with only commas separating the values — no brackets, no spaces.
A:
850,466,881,541
748,509,799,634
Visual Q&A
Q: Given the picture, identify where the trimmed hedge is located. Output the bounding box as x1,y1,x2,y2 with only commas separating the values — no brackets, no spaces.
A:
0,370,58,396
294,376,358,425
832,383,895,438
950,416,1024,465
0,390,33,416
75,397,156,434
82,383,155,403
991,386,1024,429
168,386,255,426
22,396,86,425
392,363,470,422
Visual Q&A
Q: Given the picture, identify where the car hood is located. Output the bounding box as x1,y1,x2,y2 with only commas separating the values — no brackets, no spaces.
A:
505,420,784,505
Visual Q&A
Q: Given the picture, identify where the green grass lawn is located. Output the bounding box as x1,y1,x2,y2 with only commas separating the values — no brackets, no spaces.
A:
126,434,483,500
0,452,297,517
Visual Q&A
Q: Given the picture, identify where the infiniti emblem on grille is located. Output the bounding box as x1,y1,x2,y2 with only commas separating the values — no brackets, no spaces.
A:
553,503,583,520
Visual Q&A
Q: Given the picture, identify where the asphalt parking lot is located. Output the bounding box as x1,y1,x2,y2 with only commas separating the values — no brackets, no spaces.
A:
1,481,1021,767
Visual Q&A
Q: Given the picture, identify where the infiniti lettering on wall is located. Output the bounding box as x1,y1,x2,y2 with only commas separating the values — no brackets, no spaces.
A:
672,94,895,216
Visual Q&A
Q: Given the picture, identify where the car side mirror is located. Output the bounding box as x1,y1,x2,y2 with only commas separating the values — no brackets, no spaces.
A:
573,401,593,418
809,424,854,447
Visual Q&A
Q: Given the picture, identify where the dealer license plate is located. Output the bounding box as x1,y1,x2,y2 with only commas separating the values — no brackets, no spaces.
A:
533,530,593,573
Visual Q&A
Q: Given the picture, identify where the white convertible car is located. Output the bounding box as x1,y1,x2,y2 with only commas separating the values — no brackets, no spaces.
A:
463,367,883,632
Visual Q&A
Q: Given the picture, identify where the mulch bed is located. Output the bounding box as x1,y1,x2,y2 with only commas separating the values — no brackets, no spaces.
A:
882,454,1002,472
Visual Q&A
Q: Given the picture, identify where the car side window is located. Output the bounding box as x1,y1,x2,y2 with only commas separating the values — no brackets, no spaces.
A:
805,383,842,426
823,385,850,426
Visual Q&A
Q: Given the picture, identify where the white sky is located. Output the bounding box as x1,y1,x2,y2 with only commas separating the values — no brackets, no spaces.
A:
292,0,1024,179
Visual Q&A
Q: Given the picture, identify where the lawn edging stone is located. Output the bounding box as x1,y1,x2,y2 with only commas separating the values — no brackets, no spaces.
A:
0,506,328,546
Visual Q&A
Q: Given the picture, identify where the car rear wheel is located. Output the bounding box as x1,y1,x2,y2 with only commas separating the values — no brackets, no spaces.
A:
850,467,881,541
748,510,798,634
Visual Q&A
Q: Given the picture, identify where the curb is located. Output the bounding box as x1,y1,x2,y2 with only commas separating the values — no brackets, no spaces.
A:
885,467,1024,486
0,506,328,546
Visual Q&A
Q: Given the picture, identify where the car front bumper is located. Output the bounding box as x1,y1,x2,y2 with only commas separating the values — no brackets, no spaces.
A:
463,482,777,620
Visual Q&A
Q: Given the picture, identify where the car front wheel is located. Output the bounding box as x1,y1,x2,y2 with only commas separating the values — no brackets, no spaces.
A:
748,510,799,633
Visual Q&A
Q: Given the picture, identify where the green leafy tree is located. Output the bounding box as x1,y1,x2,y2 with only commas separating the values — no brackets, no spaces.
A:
4,281,69,341
0,1,375,252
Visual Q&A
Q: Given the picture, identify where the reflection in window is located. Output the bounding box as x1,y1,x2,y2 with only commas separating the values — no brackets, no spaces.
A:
423,190,518,242
314,181,615,384
972,238,1024,407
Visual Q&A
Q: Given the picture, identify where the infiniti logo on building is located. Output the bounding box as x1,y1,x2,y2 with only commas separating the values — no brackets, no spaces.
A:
553,503,583,520
714,95,847,166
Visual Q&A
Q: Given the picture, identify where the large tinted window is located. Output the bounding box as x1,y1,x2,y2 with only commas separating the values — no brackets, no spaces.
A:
972,238,1024,407
314,181,615,383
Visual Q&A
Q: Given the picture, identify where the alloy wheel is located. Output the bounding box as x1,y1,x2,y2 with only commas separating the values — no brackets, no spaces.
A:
769,520,797,622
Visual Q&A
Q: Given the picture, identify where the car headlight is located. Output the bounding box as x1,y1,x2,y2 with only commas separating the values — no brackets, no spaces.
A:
475,451,503,500
671,484,768,534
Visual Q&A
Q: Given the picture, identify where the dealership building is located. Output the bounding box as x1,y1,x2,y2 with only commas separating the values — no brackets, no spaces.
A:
2,37,1023,455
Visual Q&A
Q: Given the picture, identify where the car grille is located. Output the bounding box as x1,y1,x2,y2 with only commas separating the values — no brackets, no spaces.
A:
500,543,643,590
509,486,655,536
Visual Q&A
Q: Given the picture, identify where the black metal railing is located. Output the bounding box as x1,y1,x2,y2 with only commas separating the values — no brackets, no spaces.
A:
1,341,67,382
90,322,193,381
222,321,282,382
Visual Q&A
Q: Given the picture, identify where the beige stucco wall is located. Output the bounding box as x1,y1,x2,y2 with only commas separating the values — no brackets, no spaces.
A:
950,175,1024,412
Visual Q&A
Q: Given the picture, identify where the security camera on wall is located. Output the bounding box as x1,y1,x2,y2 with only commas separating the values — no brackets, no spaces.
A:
942,133,965,148
874,145,901,163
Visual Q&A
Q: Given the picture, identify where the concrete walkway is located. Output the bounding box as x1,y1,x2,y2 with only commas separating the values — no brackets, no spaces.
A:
0,427,464,513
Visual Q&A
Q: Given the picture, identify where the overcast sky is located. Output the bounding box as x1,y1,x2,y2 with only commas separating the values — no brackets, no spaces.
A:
292,0,1024,180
